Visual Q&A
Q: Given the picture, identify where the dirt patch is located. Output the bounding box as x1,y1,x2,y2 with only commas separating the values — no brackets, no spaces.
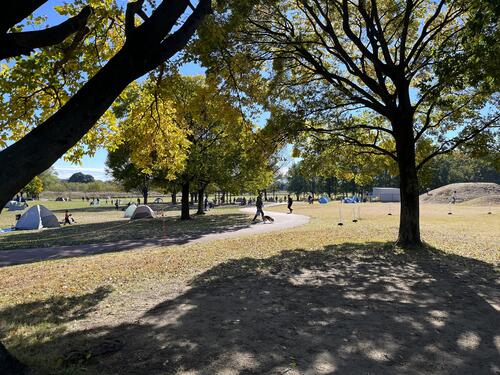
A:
420,183,500,205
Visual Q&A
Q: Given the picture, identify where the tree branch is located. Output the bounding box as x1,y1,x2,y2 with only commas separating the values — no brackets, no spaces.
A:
0,1,48,33
416,114,500,169
0,6,92,60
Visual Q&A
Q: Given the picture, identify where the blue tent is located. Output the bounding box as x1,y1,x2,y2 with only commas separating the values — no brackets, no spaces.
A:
319,197,329,204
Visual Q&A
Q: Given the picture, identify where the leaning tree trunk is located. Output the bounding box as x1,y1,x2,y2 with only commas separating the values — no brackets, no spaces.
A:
395,123,422,247
180,181,190,220
0,47,141,211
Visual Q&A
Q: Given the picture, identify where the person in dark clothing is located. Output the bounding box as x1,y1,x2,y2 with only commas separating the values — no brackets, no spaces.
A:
137,197,141,205
115,200,119,210
287,194,293,214
63,210,75,225
252,193,265,222
204,197,209,211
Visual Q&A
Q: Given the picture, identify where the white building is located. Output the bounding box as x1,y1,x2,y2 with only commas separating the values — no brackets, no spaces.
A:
371,187,400,202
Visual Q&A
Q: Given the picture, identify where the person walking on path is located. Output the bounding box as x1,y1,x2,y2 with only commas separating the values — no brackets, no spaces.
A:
287,194,293,214
252,192,265,222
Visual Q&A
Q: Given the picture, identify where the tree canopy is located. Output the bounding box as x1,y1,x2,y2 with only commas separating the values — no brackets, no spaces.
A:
0,0,212,213
194,0,500,245
68,172,95,183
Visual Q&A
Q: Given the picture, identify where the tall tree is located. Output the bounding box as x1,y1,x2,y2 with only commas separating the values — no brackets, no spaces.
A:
197,0,499,246
106,142,153,204
160,74,273,219
287,163,309,200
0,0,212,212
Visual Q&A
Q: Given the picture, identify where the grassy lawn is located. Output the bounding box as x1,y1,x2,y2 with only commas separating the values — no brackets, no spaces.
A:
0,202,498,374
0,200,247,250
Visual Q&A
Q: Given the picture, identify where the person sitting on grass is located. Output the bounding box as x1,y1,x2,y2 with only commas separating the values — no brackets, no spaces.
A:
63,210,75,225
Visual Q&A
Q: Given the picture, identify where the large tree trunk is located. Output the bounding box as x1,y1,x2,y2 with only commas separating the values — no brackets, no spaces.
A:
196,185,206,215
0,0,213,212
395,123,422,247
0,48,136,210
181,181,190,220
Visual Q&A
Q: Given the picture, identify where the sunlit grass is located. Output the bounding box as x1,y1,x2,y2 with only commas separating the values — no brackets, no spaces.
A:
0,201,498,373
0,201,244,249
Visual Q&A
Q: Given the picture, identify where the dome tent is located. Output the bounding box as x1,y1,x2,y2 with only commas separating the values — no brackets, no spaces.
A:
124,204,137,218
318,197,329,204
130,205,154,220
15,205,60,230
154,197,163,203
7,201,27,211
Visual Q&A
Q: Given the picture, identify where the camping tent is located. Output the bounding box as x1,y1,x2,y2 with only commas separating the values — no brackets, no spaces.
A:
7,201,27,211
318,197,329,204
153,197,163,203
130,205,154,220
371,187,400,202
124,204,137,218
15,205,60,230
342,197,360,204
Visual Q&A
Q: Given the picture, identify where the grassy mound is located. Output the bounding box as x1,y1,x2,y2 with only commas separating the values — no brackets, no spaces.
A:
420,182,500,205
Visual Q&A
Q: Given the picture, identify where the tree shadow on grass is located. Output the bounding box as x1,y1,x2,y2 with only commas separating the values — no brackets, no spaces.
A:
3,243,499,374
0,213,252,266
50,206,118,214
50,202,184,214
0,287,112,373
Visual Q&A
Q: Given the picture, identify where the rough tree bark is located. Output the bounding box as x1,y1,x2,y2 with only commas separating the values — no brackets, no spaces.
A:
395,124,422,247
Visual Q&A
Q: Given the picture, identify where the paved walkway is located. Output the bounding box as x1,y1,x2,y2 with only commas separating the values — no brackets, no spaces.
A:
0,207,309,268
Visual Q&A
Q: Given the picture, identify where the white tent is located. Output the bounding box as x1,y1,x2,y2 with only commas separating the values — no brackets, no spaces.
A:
371,187,400,202
130,205,154,220
124,204,137,218
15,205,60,230
153,197,163,203
7,201,27,211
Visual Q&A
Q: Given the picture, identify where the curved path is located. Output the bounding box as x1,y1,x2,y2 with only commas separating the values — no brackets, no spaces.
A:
0,207,309,268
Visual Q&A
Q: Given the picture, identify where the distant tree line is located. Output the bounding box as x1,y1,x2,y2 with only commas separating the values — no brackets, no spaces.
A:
286,151,499,199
